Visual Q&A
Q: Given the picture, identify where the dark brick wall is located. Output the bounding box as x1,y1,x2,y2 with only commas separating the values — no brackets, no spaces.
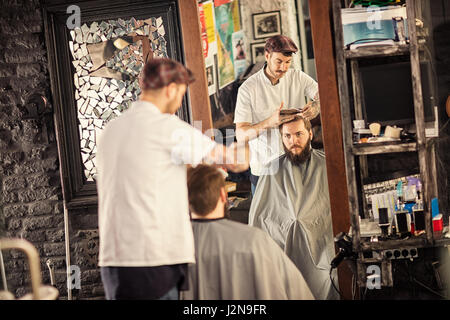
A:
0,0,103,300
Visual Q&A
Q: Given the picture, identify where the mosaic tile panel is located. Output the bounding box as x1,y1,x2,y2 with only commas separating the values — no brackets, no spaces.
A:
69,17,168,181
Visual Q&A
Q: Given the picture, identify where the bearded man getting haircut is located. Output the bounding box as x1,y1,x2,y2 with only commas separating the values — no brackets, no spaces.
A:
248,115,338,300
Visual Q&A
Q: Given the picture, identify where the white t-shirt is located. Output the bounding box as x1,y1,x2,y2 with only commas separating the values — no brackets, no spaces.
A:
97,100,217,267
234,67,318,176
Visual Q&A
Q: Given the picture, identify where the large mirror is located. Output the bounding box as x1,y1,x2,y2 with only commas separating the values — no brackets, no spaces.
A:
197,0,450,300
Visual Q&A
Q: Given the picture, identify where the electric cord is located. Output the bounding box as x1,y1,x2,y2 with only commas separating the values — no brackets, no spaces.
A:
352,274,357,299
413,278,448,299
329,267,345,299
394,259,448,299
345,37,394,50
352,0,401,6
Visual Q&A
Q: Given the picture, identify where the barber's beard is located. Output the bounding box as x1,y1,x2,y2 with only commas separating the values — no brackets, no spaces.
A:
284,138,312,166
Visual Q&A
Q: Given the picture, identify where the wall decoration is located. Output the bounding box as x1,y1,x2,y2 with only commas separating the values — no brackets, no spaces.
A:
232,30,247,79
252,10,282,40
205,59,217,96
69,17,168,182
201,0,218,96
199,0,243,129
231,0,241,32
215,1,235,89
251,41,266,64
203,1,217,46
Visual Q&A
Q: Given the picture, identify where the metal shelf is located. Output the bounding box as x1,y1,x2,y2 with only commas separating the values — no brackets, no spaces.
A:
361,234,450,251
344,44,410,59
360,235,429,251
352,141,417,155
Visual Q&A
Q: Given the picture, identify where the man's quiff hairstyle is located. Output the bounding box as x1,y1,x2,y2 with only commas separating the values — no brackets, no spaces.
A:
187,165,226,216
139,58,195,91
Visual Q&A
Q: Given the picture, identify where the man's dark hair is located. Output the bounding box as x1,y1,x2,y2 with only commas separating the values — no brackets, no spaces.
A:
139,58,195,90
187,165,225,216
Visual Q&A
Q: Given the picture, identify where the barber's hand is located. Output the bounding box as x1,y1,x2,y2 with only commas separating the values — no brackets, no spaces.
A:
267,102,296,128
301,100,320,120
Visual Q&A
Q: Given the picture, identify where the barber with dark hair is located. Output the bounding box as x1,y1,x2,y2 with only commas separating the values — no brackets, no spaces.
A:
234,35,319,193
96,58,249,300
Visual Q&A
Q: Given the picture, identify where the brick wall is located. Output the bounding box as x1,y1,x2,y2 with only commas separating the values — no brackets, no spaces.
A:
0,0,103,300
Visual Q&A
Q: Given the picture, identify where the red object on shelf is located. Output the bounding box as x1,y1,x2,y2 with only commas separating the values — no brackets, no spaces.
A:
411,222,415,234
433,214,443,232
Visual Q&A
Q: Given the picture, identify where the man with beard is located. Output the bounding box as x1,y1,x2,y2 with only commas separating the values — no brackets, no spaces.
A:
234,35,320,194
181,164,314,300
248,115,338,300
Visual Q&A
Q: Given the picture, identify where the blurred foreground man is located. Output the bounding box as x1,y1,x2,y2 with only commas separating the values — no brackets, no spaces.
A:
97,58,249,300
182,164,314,300
248,115,338,300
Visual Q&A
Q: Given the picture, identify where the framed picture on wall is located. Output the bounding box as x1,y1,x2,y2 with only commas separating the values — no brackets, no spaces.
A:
252,11,281,40
251,42,266,64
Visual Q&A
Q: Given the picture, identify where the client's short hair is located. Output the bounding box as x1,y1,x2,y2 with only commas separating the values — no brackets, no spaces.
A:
187,165,226,216
139,58,195,90
279,115,312,133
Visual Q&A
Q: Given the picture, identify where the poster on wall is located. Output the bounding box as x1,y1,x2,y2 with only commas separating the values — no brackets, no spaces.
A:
201,0,218,96
232,30,247,79
198,3,209,58
214,0,231,7
203,1,217,49
205,55,217,96
215,1,235,89
231,0,241,32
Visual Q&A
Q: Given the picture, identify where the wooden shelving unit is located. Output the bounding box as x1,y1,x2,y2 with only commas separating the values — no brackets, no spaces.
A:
352,141,417,155
344,44,410,59
331,0,448,289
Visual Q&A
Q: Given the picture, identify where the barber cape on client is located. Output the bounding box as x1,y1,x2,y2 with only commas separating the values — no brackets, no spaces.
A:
249,115,339,300
182,165,314,300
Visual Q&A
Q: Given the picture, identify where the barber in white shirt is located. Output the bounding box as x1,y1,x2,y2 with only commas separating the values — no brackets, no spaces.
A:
97,58,249,300
234,35,319,193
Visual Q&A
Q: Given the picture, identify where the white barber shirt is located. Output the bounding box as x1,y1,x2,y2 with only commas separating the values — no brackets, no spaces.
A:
234,67,318,176
97,100,217,267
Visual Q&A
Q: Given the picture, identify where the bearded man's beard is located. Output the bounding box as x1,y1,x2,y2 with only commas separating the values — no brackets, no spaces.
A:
283,137,312,166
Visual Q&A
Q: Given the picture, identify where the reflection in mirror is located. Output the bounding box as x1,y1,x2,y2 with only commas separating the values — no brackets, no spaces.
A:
69,17,168,182
197,0,335,301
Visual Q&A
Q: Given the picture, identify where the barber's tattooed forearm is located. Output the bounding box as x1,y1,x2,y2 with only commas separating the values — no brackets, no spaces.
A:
302,99,320,120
